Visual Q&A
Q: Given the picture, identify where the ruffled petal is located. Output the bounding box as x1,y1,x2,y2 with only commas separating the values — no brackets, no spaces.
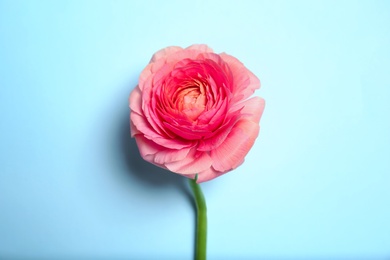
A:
186,44,214,53
132,112,195,150
130,112,160,139
161,45,213,64
197,117,237,151
152,136,194,150
230,96,266,124
150,46,183,63
220,53,260,102
133,134,161,159
164,149,213,175
130,116,140,137
138,64,153,91
139,54,172,91
211,120,259,172
129,85,142,115
197,167,223,183
154,146,192,165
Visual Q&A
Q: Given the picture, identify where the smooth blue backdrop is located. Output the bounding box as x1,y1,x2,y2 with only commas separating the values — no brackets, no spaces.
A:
1,0,389,259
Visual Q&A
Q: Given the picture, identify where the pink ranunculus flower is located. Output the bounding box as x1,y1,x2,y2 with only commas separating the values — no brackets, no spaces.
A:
129,44,265,183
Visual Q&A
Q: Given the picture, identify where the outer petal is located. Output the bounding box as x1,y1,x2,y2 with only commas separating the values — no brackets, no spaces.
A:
220,53,260,102
164,149,213,175
129,85,142,115
133,134,161,159
186,44,214,53
130,112,160,139
154,146,192,165
152,136,195,150
166,49,205,63
211,120,260,172
134,135,193,167
196,167,224,183
197,113,240,152
230,96,266,124
162,45,214,64
150,46,183,63
130,117,140,137
132,111,195,150
139,58,166,91
197,125,233,152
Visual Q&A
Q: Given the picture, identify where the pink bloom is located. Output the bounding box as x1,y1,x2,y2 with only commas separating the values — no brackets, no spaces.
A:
129,44,265,182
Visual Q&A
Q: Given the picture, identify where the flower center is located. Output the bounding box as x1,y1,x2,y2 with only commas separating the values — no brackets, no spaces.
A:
175,81,207,121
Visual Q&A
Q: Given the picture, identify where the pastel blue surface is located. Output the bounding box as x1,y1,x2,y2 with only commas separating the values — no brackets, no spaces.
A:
1,0,389,259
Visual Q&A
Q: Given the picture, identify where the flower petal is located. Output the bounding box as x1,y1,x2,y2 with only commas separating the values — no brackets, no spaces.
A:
197,115,239,151
186,44,214,53
211,120,260,172
130,116,140,137
139,58,168,92
220,53,260,101
129,85,142,115
230,96,266,124
130,112,160,139
241,96,265,124
197,167,223,183
152,137,194,150
132,106,195,149
134,134,161,158
154,146,192,165
164,149,213,175
150,46,183,63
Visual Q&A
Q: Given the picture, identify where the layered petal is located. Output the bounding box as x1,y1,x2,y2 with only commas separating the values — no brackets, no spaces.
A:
220,53,260,102
230,96,266,124
211,120,260,172
154,146,192,165
150,46,183,63
186,44,214,53
130,117,140,137
129,85,142,115
134,134,161,159
165,149,213,175
130,112,160,139
197,167,223,183
139,55,170,91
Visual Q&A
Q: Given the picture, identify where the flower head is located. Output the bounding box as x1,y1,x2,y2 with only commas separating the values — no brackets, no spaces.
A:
130,44,265,182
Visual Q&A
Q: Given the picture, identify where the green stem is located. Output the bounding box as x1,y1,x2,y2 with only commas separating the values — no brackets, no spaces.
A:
188,175,207,260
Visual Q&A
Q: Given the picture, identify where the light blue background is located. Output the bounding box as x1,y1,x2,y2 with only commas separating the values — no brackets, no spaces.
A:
1,0,389,259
